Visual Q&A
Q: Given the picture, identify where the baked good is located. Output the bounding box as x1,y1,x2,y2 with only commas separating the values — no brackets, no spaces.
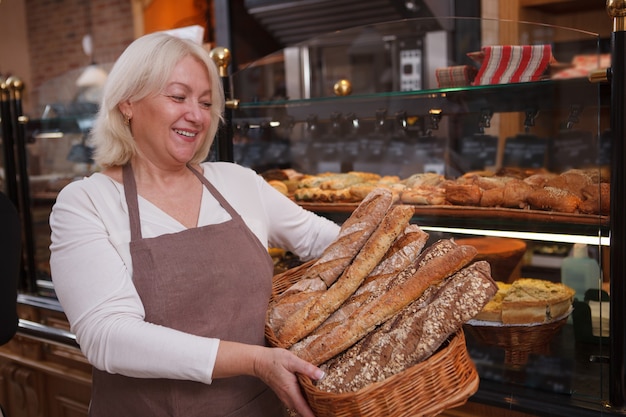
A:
349,180,404,201
316,260,497,393
479,186,504,207
579,182,610,215
269,188,393,330
544,169,593,199
474,278,575,324
290,239,478,365
402,172,446,188
268,180,289,195
501,179,534,208
347,183,378,201
502,278,574,324
497,167,551,180
460,173,509,190
267,289,325,332
260,169,290,181
473,281,511,321
523,172,557,188
400,185,447,205
444,182,482,206
296,224,429,334
274,204,415,348
293,186,357,202
298,187,393,287
527,186,581,213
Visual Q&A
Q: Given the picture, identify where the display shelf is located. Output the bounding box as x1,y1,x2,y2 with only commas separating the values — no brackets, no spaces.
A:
235,78,609,123
298,203,608,242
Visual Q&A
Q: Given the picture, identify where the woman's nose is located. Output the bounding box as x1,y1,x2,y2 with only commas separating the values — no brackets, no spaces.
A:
184,102,204,122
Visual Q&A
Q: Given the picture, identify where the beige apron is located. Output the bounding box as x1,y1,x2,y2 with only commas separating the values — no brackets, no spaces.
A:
89,163,284,417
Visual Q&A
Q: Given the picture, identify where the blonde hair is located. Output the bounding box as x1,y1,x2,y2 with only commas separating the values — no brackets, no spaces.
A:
90,32,225,168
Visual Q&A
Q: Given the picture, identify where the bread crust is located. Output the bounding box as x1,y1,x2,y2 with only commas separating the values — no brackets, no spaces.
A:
274,204,415,347
527,186,581,213
291,224,429,348
400,185,447,205
300,187,393,287
444,182,483,206
291,239,478,365
316,261,497,393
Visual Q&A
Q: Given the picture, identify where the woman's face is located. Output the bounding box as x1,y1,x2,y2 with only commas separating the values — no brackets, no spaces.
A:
122,55,213,168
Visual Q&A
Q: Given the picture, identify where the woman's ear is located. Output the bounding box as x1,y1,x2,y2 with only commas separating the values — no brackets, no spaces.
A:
118,101,132,120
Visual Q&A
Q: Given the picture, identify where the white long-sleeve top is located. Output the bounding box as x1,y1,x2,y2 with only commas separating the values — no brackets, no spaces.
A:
49,162,340,385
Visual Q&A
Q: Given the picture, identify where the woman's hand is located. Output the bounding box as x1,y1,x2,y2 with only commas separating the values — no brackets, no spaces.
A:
214,341,324,417
253,346,324,417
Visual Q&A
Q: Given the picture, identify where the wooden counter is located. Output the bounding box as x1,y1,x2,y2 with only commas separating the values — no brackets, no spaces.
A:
0,298,91,417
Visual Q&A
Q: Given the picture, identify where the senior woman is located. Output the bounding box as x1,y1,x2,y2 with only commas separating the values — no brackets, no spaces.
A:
49,32,339,417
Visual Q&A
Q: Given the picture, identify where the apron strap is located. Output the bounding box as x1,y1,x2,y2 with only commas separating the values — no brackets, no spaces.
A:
122,163,143,241
186,163,242,221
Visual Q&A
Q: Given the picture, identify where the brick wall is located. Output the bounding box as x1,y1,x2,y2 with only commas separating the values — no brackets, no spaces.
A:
25,0,134,113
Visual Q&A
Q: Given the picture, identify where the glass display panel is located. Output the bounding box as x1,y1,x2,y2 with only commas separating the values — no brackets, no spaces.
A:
230,17,610,412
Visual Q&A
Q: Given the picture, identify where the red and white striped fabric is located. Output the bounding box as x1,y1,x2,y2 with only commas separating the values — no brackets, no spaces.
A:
472,45,553,85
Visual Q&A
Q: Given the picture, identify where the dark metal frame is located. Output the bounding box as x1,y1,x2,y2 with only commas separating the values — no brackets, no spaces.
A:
608,0,626,410
0,77,37,294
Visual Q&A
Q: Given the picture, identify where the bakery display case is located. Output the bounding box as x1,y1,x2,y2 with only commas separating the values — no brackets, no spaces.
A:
224,15,623,416
2,7,624,417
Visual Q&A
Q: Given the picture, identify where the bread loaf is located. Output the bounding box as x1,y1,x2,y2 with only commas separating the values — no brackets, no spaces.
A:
266,290,325,332
579,182,610,215
501,178,534,208
316,261,497,393
291,239,478,364
444,182,482,206
527,186,581,213
274,204,415,348
298,187,393,288
292,224,429,344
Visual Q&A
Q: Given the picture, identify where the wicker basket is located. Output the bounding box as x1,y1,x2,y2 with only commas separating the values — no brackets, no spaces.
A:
267,261,480,417
464,316,568,367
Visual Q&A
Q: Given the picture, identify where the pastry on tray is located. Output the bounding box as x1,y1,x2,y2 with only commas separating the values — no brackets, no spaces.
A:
473,278,575,325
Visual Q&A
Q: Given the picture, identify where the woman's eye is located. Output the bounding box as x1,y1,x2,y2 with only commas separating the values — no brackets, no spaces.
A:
168,95,185,102
200,102,212,109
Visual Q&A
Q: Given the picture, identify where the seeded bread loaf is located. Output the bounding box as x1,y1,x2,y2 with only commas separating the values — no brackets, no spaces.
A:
316,260,497,393
291,239,478,365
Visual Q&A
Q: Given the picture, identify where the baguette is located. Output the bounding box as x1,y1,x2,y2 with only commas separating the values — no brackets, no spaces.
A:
266,290,325,332
295,224,429,337
292,239,478,364
299,187,394,288
316,261,497,393
275,204,415,348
